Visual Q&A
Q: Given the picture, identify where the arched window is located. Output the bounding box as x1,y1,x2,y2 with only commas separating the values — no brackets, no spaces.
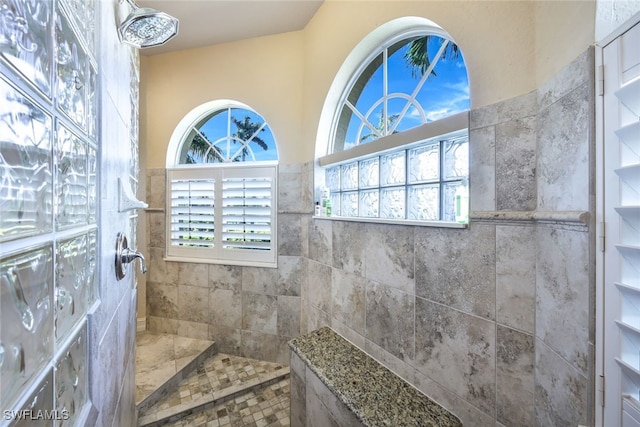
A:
166,100,278,267
317,19,470,225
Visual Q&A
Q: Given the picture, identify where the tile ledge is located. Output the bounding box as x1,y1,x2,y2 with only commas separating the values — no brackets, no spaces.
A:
471,210,589,225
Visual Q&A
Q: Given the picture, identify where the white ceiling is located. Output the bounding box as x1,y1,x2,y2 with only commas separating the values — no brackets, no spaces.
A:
136,0,324,55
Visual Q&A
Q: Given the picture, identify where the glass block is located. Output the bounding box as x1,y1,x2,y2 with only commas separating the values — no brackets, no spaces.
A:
130,175,138,201
359,189,379,217
409,143,439,183
55,234,88,342
325,166,340,192
340,192,358,217
87,143,97,224
130,136,139,179
87,64,97,139
85,0,96,56
86,229,97,304
130,48,140,82
408,184,439,220
0,78,53,242
329,192,340,217
130,106,139,150
340,162,358,191
55,325,87,427
380,187,405,219
55,2,87,129
61,0,87,34
0,0,53,97
13,369,54,427
442,182,462,222
0,245,53,409
358,157,379,189
129,215,138,250
55,124,87,228
380,151,406,186
443,138,469,179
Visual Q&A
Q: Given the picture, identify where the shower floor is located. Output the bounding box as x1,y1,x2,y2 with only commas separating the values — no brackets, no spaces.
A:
136,332,290,427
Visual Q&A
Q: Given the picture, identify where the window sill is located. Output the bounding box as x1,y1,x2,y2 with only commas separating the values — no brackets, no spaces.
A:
312,215,468,229
163,255,278,269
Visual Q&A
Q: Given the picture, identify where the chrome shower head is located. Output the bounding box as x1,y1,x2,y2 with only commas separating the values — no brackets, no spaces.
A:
118,0,179,49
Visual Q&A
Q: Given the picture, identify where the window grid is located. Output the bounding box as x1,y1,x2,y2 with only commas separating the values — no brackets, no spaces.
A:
326,134,468,222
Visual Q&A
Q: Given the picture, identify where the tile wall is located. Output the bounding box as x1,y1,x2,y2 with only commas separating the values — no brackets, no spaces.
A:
145,164,313,365
143,49,595,426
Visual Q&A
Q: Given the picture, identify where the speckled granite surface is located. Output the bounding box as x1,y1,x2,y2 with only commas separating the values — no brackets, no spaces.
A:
289,327,462,427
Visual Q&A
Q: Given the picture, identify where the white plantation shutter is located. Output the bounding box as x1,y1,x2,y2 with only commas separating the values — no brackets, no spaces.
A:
170,177,215,248
222,177,272,250
166,164,277,266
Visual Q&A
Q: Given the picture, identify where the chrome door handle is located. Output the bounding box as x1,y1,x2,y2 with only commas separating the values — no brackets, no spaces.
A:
115,232,147,280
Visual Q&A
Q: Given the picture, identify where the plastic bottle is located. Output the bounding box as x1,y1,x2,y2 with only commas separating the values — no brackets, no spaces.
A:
455,178,469,223
314,201,321,216
325,197,332,217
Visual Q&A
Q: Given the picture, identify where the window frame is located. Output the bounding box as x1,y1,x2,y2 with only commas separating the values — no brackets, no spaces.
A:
165,101,278,268
319,117,468,228
317,23,470,228
165,162,278,268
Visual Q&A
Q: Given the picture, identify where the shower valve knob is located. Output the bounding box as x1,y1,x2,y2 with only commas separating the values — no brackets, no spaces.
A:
115,232,147,280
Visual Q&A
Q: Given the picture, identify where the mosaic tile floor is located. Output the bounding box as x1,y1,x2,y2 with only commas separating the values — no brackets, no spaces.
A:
163,378,290,427
138,350,290,426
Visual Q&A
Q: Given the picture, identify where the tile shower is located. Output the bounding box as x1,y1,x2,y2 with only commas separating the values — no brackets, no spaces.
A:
1,0,140,426
144,48,596,426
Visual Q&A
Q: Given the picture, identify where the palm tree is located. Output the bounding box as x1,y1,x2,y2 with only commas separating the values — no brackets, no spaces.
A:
230,116,268,162
184,132,222,163
404,36,460,79
360,113,399,143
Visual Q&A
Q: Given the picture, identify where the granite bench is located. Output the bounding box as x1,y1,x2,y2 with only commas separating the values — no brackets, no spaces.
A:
288,327,462,427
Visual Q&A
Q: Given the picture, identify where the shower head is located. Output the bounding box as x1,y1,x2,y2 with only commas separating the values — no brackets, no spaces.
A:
118,0,179,49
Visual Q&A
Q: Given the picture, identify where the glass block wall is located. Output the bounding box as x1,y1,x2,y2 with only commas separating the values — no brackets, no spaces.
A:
0,0,99,423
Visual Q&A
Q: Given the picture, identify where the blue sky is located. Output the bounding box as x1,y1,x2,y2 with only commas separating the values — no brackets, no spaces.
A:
345,36,470,147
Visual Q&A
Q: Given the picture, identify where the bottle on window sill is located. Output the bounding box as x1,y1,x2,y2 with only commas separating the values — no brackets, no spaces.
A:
315,201,321,216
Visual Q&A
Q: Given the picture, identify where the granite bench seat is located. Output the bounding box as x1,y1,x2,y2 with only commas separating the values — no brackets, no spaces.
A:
288,327,462,427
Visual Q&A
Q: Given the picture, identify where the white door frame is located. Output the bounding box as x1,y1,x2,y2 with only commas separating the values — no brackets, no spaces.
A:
595,11,640,427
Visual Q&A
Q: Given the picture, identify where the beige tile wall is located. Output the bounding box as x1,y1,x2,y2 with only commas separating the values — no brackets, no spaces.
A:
142,48,595,426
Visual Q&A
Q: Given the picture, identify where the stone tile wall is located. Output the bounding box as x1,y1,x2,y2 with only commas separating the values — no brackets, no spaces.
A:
144,164,312,365
303,48,595,427
142,49,595,426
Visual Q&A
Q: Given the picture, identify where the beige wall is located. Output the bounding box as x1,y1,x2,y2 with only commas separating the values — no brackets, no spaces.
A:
143,31,304,168
142,0,595,167
535,0,596,87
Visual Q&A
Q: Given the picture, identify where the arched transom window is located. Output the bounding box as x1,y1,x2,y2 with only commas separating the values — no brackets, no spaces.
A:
318,22,470,225
166,101,278,267
178,106,278,164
